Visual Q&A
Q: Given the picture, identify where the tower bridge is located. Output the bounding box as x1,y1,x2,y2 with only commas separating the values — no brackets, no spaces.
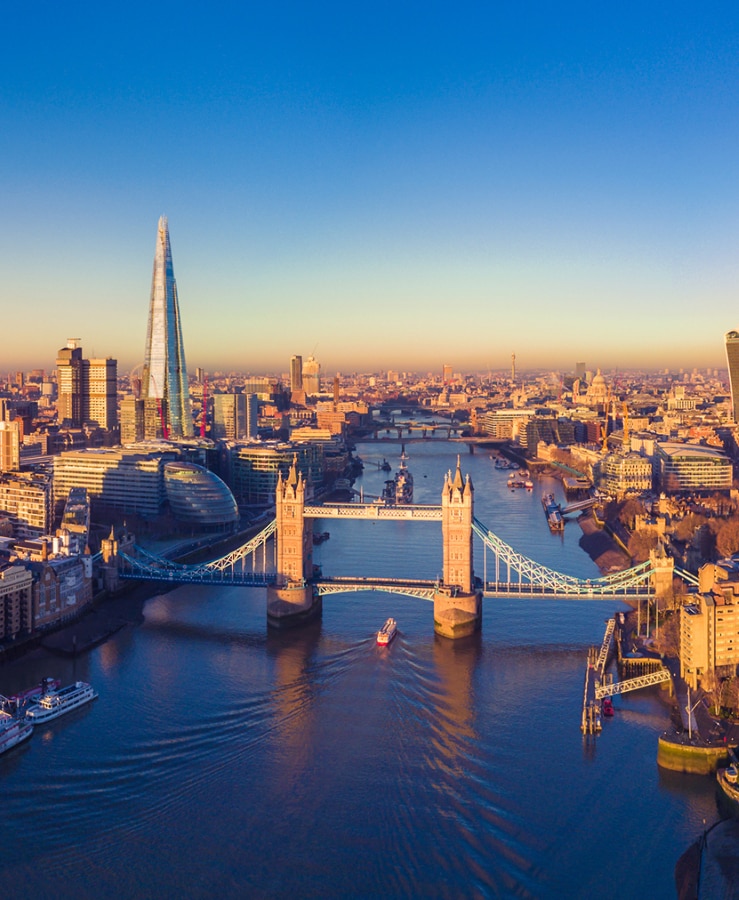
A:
115,457,680,638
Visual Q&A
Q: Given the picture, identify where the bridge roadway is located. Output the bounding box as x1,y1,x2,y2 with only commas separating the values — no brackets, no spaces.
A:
304,503,442,520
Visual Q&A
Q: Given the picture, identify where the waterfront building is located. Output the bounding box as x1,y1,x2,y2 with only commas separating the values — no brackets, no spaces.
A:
228,441,324,506
0,564,33,640
142,217,193,438
655,443,732,493
0,472,52,539
163,462,239,531
31,555,93,631
0,420,21,472
53,447,179,518
598,452,653,497
681,562,739,689
725,330,739,423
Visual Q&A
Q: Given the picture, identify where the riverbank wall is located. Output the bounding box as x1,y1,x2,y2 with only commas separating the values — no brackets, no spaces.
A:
657,734,732,774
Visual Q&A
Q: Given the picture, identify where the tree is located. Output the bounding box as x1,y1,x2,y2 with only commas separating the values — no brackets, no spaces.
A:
619,499,646,531
716,518,739,558
673,513,707,544
627,529,659,564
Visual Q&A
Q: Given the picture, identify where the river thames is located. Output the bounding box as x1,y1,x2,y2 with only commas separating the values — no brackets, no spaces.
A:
0,441,720,898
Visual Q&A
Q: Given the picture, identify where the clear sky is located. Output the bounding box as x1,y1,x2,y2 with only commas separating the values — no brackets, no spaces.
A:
3,2,739,375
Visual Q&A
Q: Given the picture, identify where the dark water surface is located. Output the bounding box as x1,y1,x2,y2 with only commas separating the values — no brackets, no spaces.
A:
0,442,717,898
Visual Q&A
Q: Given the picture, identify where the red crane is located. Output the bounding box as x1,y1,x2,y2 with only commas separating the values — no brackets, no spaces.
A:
200,374,208,438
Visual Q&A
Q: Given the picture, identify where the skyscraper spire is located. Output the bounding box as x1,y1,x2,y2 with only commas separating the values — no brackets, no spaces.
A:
142,216,193,438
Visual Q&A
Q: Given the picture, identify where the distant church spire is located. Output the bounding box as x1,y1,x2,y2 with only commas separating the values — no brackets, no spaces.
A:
142,216,193,438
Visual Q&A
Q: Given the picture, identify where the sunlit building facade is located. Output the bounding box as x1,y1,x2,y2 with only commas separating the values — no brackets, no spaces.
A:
656,443,732,493
726,330,739,423
142,217,193,438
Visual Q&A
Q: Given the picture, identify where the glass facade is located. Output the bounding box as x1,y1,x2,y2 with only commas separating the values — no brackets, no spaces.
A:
657,443,733,493
143,217,193,438
229,442,324,505
164,462,239,529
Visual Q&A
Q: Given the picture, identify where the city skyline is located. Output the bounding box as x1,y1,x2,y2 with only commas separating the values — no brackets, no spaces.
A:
3,5,739,372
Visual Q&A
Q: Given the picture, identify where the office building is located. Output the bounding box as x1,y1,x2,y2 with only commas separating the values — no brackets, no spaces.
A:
0,472,52,538
228,442,323,505
212,393,246,440
726,331,739,422
53,448,179,518
0,564,33,640
86,357,118,429
656,443,732,493
56,339,84,426
290,356,303,393
681,562,739,689
142,216,193,438
56,339,118,431
0,420,21,472
303,356,320,395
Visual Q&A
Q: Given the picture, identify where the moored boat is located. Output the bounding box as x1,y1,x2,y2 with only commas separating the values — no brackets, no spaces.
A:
25,681,98,724
542,494,564,532
377,618,398,646
718,764,739,806
0,712,33,756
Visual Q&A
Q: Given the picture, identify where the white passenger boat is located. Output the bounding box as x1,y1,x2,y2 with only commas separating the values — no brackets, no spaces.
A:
25,681,98,724
377,618,398,646
0,712,33,756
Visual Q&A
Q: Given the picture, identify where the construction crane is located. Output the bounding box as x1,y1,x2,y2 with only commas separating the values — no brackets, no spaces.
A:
200,374,208,438
601,386,612,453
622,401,630,450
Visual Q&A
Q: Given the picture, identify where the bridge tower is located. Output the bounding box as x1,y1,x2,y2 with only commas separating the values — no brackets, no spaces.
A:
435,457,482,639
267,456,321,628
649,544,674,602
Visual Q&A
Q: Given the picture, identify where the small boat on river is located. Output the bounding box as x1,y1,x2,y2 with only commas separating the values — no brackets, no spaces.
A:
718,764,739,807
377,618,398,646
25,681,98,724
542,494,564,532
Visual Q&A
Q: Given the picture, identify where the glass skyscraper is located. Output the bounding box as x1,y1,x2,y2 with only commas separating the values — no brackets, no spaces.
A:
726,330,739,423
143,217,193,438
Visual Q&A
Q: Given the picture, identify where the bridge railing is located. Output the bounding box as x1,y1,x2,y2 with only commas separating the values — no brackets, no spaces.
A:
473,517,653,594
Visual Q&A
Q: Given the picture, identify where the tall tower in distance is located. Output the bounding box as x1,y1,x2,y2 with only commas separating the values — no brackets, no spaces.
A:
726,331,739,423
511,353,516,384
142,217,193,438
290,355,303,392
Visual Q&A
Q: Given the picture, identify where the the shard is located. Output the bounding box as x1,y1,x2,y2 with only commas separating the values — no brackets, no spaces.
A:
142,216,193,438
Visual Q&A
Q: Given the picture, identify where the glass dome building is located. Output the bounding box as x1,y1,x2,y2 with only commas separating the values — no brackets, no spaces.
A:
164,462,239,530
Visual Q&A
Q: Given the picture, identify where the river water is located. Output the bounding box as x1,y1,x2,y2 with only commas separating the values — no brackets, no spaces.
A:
0,441,719,899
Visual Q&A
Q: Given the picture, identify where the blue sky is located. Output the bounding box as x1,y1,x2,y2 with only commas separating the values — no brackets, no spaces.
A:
3,2,739,375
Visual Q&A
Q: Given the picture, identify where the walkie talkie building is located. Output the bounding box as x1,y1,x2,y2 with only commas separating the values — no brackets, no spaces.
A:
142,217,193,438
